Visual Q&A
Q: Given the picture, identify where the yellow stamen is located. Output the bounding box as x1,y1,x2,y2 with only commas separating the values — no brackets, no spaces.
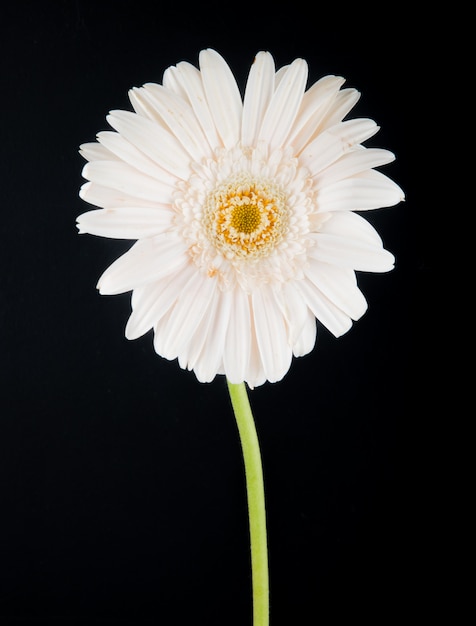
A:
231,204,261,234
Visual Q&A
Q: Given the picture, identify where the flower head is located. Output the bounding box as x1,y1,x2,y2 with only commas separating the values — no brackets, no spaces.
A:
77,49,404,387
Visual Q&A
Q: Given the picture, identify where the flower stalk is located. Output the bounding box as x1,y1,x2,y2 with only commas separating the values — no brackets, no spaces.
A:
227,380,269,626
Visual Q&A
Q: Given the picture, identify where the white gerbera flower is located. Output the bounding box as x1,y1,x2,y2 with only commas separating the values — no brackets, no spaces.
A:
77,49,404,388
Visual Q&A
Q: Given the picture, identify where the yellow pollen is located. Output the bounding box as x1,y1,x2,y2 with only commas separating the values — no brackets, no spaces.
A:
230,204,261,234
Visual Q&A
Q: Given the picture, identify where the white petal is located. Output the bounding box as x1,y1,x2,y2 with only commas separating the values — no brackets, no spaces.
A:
82,160,174,204
313,147,396,188
79,141,117,162
126,283,165,341
279,281,310,346
308,212,395,272
167,61,222,150
275,281,317,358
106,110,191,180
162,66,187,99
159,273,218,360
96,131,176,183
79,181,166,210
304,261,367,321
128,86,168,130
317,170,404,212
241,51,275,147
126,263,195,340
76,207,175,239
294,278,353,337
319,88,361,130
258,58,308,151
251,286,293,383
244,312,267,389
318,210,384,246
300,118,379,174
286,75,346,152
223,290,251,384
131,84,211,160
128,88,157,120
178,288,221,373
274,64,289,88
308,232,394,272
320,211,383,247
292,310,317,358
97,234,189,295
199,49,242,149
189,289,233,383
128,88,164,124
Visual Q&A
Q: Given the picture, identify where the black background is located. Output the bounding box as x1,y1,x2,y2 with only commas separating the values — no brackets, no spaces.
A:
1,2,433,624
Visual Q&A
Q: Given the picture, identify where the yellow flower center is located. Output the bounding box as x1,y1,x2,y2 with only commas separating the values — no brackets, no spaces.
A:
203,173,288,260
230,204,261,234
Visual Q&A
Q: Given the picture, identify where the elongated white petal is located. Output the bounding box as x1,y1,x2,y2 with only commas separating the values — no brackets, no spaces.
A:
286,75,346,152
162,65,187,99
279,281,310,346
276,282,317,358
132,84,211,160
190,289,233,383
76,207,175,239
128,88,154,119
166,272,219,367
245,328,267,389
258,58,308,151
168,61,222,150
304,261,367,321
199,49,242,149
319,88,361,131
96,131,176,183
107,110,191,179
126,263,195,340
79,141,117,162
274,65,289,88
178,286,222,373
241,51,275,147
79,181,166,210
294,278,352,337
97,235,189,295
313,147,396,188
308,231,394,272
126,282,166,340
159,273,218,360
309,211,395,272
317,170,404,212
318,210,384,246
223,290,251,384
252,286,292,383
300,118,379,174
82,160,175,204
293,310,317,357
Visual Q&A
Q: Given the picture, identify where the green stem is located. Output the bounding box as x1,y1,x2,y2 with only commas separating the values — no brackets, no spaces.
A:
227,380,269,626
